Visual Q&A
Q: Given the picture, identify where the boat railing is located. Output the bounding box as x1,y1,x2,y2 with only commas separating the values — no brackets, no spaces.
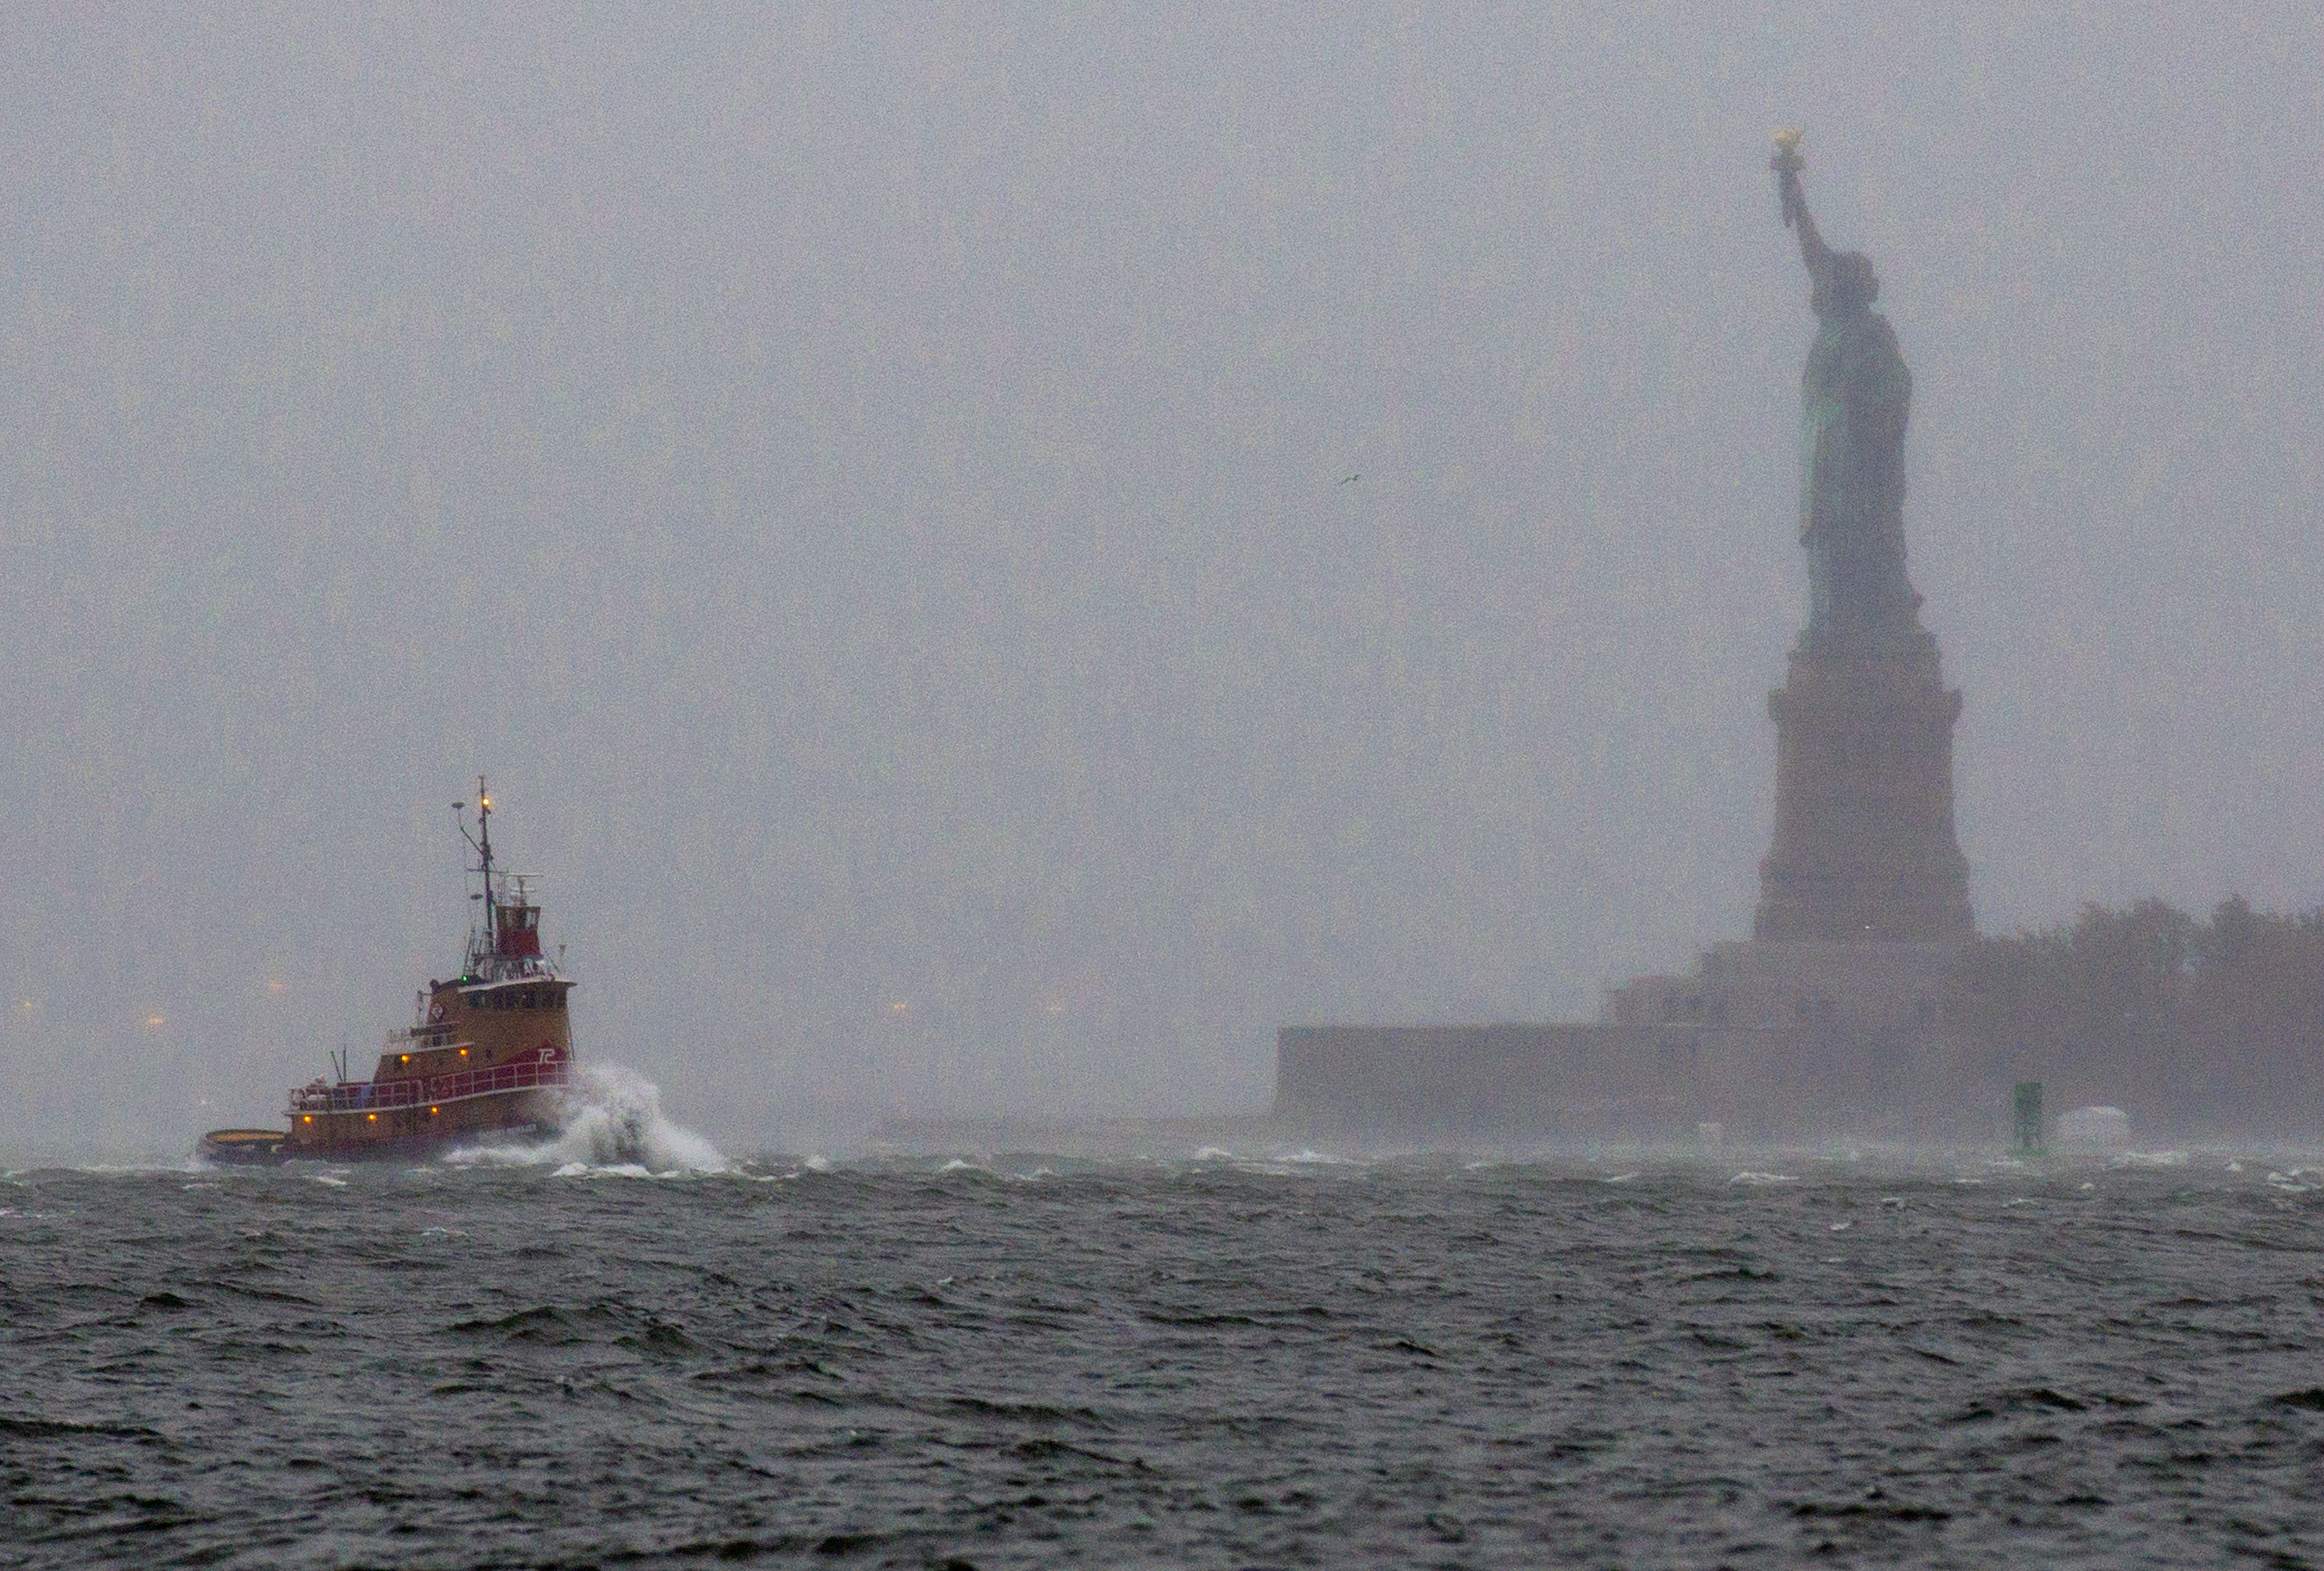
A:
288,1056,572,1115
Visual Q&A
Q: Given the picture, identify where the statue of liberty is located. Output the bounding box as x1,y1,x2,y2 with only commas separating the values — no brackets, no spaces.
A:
1751,134,1973,945
1770,132,1926,657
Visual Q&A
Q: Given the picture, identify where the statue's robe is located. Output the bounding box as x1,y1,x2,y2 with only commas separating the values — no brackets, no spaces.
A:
1799,303,1917,653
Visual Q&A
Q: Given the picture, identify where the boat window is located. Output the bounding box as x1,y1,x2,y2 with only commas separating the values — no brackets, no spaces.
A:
520,989,536,1009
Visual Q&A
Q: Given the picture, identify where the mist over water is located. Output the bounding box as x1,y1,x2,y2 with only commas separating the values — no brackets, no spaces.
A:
8,13,2324,1564
1,6,2321,1153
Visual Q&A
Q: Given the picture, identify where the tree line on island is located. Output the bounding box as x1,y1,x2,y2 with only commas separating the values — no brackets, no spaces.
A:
1944,897,2324,1135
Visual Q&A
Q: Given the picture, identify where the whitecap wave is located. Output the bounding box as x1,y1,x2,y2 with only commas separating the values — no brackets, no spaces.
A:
553,1160,661,1180
448,1063,727,1175
1729,1171,1799,1186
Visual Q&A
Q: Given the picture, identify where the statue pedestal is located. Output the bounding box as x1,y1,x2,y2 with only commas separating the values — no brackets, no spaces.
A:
1753,644,1974,943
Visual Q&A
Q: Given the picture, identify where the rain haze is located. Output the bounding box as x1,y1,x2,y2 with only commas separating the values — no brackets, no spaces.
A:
3,4,2319,1157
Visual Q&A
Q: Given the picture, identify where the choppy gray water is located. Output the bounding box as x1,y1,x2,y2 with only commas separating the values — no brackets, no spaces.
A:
7,1140,2324,1568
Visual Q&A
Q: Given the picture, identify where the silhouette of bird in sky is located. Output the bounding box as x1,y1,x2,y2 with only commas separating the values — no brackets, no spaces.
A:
1338,473,1361,485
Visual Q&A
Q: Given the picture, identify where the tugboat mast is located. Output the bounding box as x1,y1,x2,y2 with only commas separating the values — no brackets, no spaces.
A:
457,775,498,979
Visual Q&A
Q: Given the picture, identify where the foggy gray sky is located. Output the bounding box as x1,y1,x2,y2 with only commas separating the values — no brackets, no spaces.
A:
4,4,2320,1153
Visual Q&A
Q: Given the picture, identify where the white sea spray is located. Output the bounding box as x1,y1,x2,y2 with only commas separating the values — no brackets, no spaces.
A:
449,1063,727,1175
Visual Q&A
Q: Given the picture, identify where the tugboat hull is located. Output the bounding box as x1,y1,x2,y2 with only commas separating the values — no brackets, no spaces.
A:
200,1090,563,1165
284,1080,569,1161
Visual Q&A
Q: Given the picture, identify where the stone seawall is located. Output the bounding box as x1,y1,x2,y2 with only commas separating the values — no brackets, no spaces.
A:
1276,1019,2007,1143
1275,1024,1708,1140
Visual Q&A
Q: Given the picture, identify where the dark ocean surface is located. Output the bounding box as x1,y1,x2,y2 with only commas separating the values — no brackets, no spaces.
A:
8,1118,2324,1567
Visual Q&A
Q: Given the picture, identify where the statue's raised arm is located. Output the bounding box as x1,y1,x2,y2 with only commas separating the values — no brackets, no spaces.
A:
1771,130,1881,327
1771,129,1835,295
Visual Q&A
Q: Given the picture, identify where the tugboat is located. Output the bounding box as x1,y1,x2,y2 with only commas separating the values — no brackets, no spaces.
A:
199,780,576,1164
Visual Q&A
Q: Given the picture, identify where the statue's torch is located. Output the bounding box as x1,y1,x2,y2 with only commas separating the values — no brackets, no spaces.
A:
1771,128,1805,226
